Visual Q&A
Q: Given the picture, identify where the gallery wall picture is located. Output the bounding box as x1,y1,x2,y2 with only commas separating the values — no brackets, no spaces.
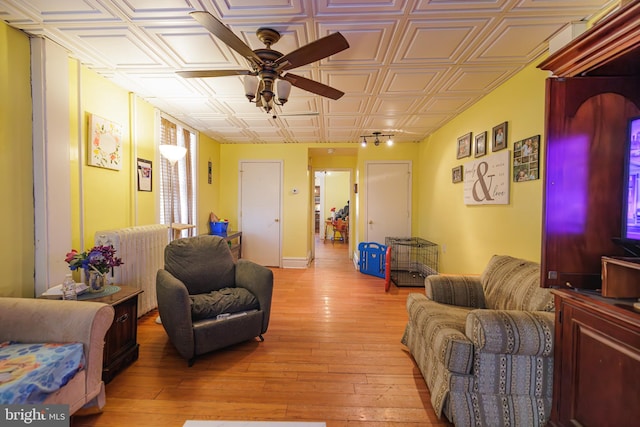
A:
492,121,508,152
457,132,472,159
475,131,487,157
463,150,510,205
513,135,540,182
88,113,122,170
452,165,463,183
137,158,152,191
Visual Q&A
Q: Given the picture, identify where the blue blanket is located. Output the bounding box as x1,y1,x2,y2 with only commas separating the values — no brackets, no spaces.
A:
0,341,85,404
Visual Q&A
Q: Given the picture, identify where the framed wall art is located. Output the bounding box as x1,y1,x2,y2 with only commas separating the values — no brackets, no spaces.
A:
88,113,122,170
475,131,487,157
492,121,508,152
463,150,510,205
137,158,152,191
513,135,540,182
452,165,463,183
456,132,472,159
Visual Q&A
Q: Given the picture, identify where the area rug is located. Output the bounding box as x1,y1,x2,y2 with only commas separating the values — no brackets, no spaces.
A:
183,422,325,427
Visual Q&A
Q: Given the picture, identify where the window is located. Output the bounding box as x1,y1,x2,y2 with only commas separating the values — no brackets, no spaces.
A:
159,116,197,237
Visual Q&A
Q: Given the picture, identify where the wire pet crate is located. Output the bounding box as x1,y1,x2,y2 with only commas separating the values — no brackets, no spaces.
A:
385,237,438,287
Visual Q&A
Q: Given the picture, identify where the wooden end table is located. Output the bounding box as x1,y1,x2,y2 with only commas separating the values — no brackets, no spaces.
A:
88,285,143,383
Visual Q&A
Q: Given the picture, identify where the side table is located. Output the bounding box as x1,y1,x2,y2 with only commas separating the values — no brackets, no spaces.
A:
89,285,143,383
224,231,242,261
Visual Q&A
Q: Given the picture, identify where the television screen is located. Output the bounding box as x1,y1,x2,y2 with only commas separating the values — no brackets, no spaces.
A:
623,116,640,242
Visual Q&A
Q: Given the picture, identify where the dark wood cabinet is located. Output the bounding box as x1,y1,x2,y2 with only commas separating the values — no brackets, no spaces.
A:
538,1,640,291
551,290,640,427
91,285,142,383
538,4,640,425
539,76,638,290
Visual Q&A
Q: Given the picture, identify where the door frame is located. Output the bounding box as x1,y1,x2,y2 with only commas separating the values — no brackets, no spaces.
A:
238,160,283,267
310,167,354,261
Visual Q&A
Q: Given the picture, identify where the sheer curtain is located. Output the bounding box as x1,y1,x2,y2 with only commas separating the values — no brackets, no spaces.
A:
159,116,197,237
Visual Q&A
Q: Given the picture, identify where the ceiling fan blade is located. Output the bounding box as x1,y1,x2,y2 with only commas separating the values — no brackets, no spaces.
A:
177,70,252,78
277,32,349,71
277,112,320,117
189,11,262,64
282,73,345,100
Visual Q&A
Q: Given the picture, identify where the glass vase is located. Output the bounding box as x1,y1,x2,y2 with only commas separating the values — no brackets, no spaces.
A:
86,269,107,293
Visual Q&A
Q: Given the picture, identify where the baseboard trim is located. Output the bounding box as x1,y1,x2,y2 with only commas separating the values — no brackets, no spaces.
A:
282,257,309,269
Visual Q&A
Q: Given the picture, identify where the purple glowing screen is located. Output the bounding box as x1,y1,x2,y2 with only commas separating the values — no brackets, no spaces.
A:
624,117,640,241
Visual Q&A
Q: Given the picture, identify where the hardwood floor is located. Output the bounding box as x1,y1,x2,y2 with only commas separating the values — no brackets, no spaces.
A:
74,238,452,427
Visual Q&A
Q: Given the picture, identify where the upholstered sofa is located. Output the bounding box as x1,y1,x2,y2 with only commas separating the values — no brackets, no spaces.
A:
402,255,555,426
0,297,114,414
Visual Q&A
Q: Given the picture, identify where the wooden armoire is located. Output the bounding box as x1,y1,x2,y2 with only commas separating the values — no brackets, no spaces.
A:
537,2,640,426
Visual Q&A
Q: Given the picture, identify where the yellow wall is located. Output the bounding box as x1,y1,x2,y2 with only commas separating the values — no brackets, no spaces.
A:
0,16,553,295
132,96,158,226
218,143,421,261
417,61,548,274
324,172,350,221
0,22,34,297
74,65,133,249
198,133,221,233
218,144,310,259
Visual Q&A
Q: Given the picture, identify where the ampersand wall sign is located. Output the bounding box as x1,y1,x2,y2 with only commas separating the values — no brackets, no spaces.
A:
463,150,510,205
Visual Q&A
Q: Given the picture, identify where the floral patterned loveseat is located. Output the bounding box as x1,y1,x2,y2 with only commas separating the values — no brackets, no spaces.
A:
402,255,555,426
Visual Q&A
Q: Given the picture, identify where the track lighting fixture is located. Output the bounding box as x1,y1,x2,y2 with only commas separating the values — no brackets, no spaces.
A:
359,131,394,147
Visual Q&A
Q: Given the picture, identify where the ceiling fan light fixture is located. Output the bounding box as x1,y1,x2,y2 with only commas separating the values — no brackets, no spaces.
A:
387,136,393,146
361,137,367,147
276,79,292,104
243,75,259,101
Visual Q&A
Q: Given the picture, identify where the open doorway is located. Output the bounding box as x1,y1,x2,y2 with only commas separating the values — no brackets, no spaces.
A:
314,170,351,260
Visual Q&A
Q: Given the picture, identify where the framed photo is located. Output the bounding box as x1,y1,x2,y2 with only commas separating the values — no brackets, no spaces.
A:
137,158,152,191
456,132,472,159
475,131,487,157
88,113,122,170
492,121,508,152
452,165,463,183
513,135,540,182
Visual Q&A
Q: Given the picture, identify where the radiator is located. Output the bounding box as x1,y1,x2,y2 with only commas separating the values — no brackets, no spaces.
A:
95,224,169,317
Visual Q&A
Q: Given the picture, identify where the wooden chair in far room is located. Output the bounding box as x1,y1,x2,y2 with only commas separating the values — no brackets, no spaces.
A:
332,218,348,243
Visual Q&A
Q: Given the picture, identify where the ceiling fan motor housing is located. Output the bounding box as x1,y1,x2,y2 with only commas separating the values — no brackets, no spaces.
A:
256,28,281,47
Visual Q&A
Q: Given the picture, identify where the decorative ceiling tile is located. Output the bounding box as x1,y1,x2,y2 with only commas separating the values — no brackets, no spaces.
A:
0,0,616,144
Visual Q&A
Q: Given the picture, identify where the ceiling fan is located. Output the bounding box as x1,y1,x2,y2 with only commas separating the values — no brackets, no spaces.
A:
177,11,350,113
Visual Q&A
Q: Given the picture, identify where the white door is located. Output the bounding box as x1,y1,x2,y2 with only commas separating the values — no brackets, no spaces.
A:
239,161,282,267
365,161,411,244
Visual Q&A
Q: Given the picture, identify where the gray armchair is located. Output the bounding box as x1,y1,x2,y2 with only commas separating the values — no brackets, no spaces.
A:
156,235,273,366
